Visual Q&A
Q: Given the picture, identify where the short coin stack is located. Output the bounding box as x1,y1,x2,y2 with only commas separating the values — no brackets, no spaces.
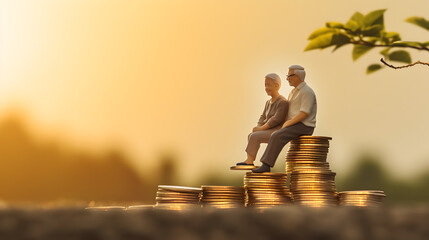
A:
200,185,245,209
338,190,386,207
286,136,332,174
244,172,292,209
286,136,338,207
155,185,202,210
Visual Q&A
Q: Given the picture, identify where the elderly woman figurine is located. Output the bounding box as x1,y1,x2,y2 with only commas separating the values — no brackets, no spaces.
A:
237,73,288,166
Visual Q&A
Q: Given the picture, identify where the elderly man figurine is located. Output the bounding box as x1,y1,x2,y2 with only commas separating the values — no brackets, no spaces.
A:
251,65,317,173
236,73,288,166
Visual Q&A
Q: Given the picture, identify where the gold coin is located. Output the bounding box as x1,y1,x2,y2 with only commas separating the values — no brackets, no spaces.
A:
246,172,286,177
287,156,328,160
127,205,154,210
288,146,330,150
202,192,244,195
290,143,330,147
244,180,286,184
85,206,126,211
287,160,329,164
158,185,201,193
339,190,385,195
155,203,201,211
295,136,332,140
201,185,244,189
286,154,328,159
157,192,199,197
287,151,328,155
156,197,200,201
291,141,329,145
290,145,330,148
230,165,259,170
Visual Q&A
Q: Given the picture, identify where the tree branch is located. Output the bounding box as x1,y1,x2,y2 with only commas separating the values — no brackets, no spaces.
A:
380,58,429,69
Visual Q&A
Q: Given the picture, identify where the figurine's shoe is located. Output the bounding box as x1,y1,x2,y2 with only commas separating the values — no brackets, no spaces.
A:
252,163,271,173
236,162,254,166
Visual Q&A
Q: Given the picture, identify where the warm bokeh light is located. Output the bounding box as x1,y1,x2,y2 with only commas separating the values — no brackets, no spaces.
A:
1,0,429,203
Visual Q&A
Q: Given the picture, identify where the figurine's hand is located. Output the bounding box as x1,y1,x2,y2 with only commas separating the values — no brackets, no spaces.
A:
252,126,262,132
282,121,291,129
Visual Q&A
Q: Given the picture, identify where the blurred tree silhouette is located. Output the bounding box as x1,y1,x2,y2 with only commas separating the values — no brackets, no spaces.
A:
337,153,429,204
199,172,243,187
337,153,389,190
305,9,429,73
157,153,178,185
0,113,158,204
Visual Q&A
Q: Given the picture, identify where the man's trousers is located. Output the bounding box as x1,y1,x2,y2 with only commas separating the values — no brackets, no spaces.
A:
260,122,314,167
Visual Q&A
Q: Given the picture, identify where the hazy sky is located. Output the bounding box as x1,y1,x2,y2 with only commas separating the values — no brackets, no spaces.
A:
1,0,429,183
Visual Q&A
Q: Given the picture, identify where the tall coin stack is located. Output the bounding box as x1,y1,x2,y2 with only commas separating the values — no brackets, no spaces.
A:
155,185,202,210
244,172,292,209
339,190,386,207
200,185,245,209
286,136,338,207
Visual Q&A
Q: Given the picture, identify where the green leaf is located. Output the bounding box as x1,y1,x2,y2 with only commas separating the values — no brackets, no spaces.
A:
405,16,429,31
422,41,429,46
308,27,338,40
350,12,364,27
388,50,411,63
326,22,345,29
362,24,383,37
379,48,391,59
383,32,401,42
352,45,374,61
367,64,383,74
363,9,386,27
391,41,422,48
344,20,360,32
304,33,335,51
331,33,351,52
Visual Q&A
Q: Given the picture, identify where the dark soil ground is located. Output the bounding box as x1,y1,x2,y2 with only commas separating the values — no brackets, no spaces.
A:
0,205,427,240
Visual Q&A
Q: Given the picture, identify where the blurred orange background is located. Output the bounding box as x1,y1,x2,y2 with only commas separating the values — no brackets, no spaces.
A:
1,0,428,204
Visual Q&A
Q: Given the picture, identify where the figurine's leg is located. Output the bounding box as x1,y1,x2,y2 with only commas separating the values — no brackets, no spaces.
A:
260,123,314,167
244,129,277,164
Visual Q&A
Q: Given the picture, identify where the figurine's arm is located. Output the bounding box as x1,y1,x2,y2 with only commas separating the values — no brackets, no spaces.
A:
257,101,269,126
266,101,288,128
253,122,270,132
282,111,308,128
254,101,288,132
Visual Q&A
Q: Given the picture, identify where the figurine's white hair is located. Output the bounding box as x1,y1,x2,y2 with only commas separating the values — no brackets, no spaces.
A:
265,73,281,87
289,65,306,81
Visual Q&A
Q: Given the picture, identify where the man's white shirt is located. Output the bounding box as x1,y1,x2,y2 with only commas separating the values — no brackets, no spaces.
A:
287,81,317,127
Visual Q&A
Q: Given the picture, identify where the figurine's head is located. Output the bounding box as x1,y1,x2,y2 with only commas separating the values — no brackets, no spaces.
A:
287,65,305,87
265,73,281,96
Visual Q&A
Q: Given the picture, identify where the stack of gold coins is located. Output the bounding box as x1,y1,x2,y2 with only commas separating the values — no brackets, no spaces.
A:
286,136,332,174
200,185,245,209
155,185,201,210
285,136,338,207
290,169,338,207
244,172,292,209
338,190,386,207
